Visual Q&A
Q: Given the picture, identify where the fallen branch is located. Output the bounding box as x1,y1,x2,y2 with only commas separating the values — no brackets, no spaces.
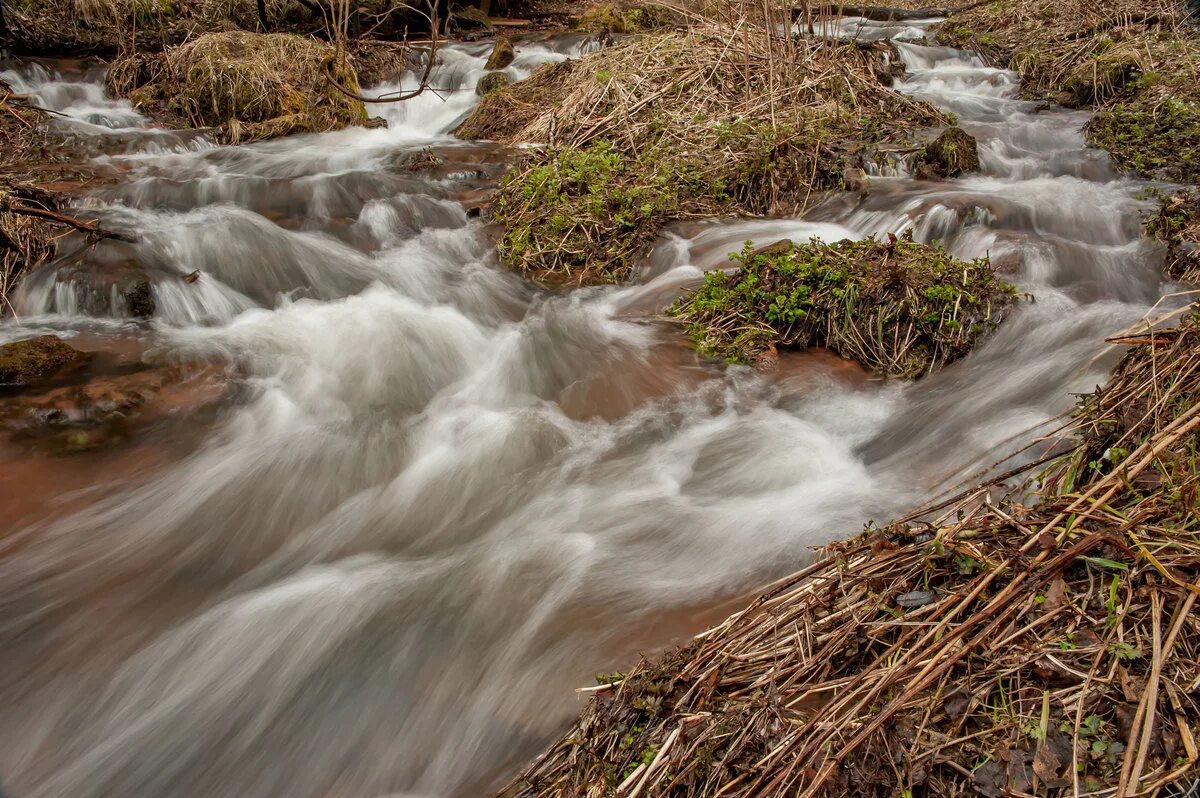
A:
3,202,134,242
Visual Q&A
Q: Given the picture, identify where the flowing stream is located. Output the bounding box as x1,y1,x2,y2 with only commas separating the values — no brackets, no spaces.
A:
0,19,1176,798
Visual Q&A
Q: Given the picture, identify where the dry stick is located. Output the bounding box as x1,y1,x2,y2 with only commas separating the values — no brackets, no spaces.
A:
3,203,133,242
1119,590,1164,794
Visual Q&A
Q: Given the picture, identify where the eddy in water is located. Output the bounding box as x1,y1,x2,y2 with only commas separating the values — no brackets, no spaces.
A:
0,8,1176,798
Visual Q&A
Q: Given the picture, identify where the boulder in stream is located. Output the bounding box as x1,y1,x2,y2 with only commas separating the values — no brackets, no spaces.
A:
477,71,513,96
0,336,88,392
484,38,516,71
915,126,980,179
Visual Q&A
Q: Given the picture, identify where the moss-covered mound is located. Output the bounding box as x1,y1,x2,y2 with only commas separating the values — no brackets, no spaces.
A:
571,2,683,33
457,24,946,285
672,235,1016,378
108,32,369,143
938,0,1200,182
915,126,980,178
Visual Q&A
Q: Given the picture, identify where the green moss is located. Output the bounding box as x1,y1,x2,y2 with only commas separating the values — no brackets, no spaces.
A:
573,3,675,33
670,235,1016,377
1088,97,1200,182
493,124,804,285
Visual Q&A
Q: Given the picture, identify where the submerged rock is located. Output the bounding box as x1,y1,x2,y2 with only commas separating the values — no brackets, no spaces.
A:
55,263,157,318
0,362,228,454
477,71,513,96
915,126,980,179
0,336,88,391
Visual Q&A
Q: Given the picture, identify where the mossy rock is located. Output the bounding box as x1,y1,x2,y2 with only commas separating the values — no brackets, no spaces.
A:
671,234,1016,378
484,38,515,71
477,71,513,97
0,335,88,391
572,3,677,33
915,127,980,179
109,31,369,142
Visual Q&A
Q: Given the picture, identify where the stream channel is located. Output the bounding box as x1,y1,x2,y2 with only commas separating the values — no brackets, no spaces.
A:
0,15,1178,798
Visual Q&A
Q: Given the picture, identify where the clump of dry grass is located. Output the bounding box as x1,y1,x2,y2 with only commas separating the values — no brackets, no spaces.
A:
7,0,185,55
498,305,1200,798
457,20,945,284
672,234,1015,377
108,31,370,143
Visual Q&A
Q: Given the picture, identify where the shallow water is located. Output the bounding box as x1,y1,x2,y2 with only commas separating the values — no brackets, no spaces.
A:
0,22,1177,798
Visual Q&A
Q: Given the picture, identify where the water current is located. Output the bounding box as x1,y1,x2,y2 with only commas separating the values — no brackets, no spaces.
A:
0,17,1179,798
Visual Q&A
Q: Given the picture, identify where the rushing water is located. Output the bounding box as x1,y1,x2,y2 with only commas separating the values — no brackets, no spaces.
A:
0,20,1176,798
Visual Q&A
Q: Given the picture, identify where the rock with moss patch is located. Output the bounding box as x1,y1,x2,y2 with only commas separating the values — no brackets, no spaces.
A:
0,335,88,391
915,127,979,179
477,71,513,97
671,234,1016,378
484,38,515,71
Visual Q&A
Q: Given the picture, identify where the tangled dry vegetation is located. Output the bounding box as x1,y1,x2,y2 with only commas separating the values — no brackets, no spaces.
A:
107,31,369,143
671,234,1015,377
5,0,445,56
939,0,1200,182
457,19,946,285
0,88,65,313
499,305,1200,797
1148,189,1200,285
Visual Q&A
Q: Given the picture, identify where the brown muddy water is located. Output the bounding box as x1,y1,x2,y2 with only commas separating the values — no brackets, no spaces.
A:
0,20,1182,798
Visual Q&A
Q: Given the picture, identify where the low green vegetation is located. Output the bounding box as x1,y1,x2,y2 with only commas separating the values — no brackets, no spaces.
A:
1089,95,1200,182
670,235,1016,378
1145,189,1200,283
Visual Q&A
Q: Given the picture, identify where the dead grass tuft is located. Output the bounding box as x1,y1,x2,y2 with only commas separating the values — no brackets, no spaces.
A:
498,304,1200,797
108,31,370,143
